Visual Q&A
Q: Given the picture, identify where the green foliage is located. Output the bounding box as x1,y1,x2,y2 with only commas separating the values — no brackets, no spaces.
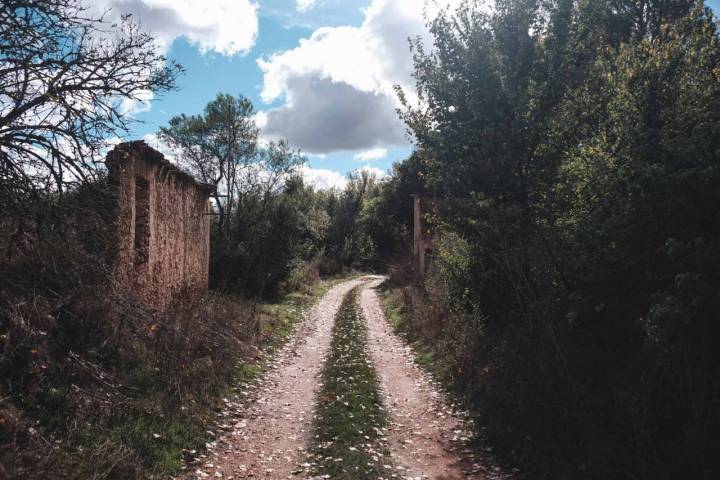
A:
0,176,341,478
158,94,420,293
380,1,720,478
213,171,323,297
321,170,380,268
159,94,327,297
158,93,259,234
360,154,425,266
317,155,427,272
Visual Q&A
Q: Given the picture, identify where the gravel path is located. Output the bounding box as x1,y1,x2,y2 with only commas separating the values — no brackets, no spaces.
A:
360,277,505,480
185,278,364,480
185,276,507,480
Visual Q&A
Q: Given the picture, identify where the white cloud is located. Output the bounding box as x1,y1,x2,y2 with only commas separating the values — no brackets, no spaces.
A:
354,148,387,162
257,0,464,153
300,164,388,190
301,165,348,190
89,0,259,55
260,75,405,153
259,1,466,94
357,165,386,179
300,165,387,190
258,0,435,102
296,0,319,12
253,110,268,129
141,133,183,161
119,89,154,116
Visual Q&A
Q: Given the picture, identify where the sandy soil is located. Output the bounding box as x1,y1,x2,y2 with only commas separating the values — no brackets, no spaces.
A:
360,277,507,480
184,278,364,480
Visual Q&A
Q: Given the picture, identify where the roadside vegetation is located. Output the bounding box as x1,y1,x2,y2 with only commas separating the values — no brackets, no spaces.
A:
0,196,339,479
378,281,440,376
307,287,393,479
370,2,720,478
3,0,720,479
0,1,386,477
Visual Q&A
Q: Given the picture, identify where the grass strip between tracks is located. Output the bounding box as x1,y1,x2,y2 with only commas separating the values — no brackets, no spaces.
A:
308,286,394,479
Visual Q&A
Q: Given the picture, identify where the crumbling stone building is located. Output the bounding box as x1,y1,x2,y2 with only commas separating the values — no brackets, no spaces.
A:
107,141,214,310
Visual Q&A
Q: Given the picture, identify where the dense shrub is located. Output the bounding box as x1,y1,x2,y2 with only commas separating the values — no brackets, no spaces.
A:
380,1,720,478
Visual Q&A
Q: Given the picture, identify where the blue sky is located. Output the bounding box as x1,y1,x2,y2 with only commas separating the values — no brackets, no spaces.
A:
106,0,424,189
104,0,720,188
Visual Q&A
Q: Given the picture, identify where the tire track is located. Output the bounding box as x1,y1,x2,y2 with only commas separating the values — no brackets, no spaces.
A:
360,277,507,480
185,278,364,479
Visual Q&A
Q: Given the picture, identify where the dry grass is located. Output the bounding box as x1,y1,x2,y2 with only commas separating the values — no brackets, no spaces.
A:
0,185,278,479
308,287,393,479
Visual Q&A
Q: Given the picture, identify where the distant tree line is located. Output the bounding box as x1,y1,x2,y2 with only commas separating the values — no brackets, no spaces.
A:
155,92,423,298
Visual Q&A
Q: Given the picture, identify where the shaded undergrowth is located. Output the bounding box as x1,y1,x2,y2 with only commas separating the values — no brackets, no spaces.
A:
378,285,437,367
308,286,393,479
0,265,338,480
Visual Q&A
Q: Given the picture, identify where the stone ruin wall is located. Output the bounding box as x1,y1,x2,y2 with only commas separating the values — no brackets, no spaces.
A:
107,141,213,311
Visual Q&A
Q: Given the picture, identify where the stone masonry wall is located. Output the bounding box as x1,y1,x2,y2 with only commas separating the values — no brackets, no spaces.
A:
107,141,213,310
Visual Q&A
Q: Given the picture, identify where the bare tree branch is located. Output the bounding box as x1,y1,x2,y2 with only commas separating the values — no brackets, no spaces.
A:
0,0,183,195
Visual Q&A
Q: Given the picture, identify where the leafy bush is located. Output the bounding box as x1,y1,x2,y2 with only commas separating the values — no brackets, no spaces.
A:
382,1,720,478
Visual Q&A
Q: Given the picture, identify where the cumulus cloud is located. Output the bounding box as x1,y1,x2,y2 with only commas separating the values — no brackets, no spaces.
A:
258,0,449,100
90,0,259,55
141,133,180,160
260,75,405,153
256,0,468,153
301,165,348,190
354,148,387,162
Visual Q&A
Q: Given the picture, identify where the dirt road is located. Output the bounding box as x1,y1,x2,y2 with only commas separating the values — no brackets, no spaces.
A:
361,277,505,479
186,277,505,479
185,278,364,479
